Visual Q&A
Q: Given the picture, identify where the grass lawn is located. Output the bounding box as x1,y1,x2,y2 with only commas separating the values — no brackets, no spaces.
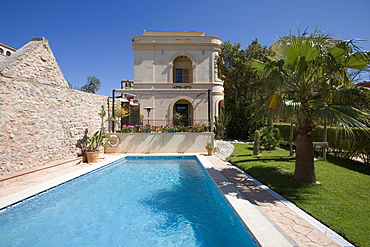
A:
230,143,370,247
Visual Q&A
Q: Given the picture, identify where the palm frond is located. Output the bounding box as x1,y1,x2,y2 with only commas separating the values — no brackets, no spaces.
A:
250,59,266,72
315,105,370,138
345,52,370,70
280,99,303,120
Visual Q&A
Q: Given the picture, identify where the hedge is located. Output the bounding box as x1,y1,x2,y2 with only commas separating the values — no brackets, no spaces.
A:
274,123,370,164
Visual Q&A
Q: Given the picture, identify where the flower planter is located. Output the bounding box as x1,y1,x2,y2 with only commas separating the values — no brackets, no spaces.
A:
167,129,176,133
207,149,213,156
143,130,152,133
86,151,100,163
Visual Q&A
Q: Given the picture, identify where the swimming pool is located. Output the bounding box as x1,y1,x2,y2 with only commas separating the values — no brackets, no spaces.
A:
0,156,258,246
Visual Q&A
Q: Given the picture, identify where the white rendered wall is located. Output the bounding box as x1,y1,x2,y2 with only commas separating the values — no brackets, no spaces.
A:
127,31,224,126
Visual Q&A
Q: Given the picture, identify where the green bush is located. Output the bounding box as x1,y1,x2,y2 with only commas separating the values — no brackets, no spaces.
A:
260,125,282,150
274,123,370,164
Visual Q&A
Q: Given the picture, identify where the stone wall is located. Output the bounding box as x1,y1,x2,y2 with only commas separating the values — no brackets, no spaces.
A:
0,37,108,174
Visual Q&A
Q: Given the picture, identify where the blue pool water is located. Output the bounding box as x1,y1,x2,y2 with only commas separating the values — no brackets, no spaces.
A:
0,156,257,246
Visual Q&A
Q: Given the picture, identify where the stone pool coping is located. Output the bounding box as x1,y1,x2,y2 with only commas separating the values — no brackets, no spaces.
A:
0,154,353,247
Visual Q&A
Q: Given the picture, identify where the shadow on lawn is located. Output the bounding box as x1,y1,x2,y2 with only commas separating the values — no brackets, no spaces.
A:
230,160,317,203
326,156,370,175
233,155,296,164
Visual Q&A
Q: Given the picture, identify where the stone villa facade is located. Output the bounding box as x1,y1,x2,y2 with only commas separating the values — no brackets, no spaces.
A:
115,31,224,127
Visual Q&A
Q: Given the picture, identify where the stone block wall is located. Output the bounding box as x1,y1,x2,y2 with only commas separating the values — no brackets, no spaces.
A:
0,37,108,174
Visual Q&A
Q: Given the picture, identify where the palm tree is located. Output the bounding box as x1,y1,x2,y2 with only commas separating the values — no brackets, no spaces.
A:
251,29,370,183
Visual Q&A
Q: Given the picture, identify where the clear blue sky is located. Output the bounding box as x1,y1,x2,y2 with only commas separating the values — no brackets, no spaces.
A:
2,0,369,96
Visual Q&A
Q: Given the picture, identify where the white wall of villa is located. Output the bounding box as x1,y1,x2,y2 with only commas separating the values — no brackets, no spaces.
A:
117,31,224,126
0,42,17,62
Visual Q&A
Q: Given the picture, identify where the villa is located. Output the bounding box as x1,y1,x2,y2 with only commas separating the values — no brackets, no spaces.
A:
113,31,224,127
0,33,356,247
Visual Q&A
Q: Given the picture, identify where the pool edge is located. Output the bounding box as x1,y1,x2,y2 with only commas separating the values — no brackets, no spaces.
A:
1,153,294,247
197,154,296,247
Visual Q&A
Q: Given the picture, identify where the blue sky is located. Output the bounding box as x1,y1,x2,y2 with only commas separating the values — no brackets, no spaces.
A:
2,0,369,96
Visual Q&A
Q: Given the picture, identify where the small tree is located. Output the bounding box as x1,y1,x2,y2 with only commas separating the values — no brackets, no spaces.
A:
109,105,130,131
114,106,130,119
81,76,101,93
214,107,232,140
217,39,272,139
173,112,183,126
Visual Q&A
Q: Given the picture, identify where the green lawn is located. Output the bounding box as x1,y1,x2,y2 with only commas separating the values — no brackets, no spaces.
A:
230,143,370,247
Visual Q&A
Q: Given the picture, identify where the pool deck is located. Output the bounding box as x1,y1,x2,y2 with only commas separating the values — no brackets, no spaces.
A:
0,154,352,247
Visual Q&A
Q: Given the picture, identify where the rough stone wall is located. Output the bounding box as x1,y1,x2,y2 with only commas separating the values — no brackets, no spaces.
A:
0,37,108,174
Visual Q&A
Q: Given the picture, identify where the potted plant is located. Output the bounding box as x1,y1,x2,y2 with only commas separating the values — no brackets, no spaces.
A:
121,124,135,133
85,131,105,163
205,142,214,156
163,124,178,133
139,125,153,133
192,123,207,132
85,106,116,163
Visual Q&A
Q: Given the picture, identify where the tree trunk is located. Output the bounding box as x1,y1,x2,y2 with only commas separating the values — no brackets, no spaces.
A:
294,116,316,183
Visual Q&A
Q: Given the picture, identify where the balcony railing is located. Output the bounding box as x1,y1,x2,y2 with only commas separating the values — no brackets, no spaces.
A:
111,118,211,132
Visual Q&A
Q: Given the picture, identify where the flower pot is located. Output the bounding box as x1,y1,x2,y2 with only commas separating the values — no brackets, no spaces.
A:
143,130,152,133
207,149,213,156
168,129,176,133
86,151,100,163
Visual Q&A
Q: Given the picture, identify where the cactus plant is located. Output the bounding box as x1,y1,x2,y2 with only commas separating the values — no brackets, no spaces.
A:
260,126,282,150
253,130,261,155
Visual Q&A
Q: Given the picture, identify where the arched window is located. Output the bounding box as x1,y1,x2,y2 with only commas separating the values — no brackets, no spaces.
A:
173,56,192,83
6,51,11,56
0,48,3,54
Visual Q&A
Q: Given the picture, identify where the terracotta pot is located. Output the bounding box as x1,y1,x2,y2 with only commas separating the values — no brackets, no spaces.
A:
207,149,213,156
86,151,100,163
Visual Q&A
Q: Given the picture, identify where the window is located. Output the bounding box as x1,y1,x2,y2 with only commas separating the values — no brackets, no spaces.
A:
173,56,192,83
0,48,3,54
175,69,189,83
6,51,11,56
176,69,183,83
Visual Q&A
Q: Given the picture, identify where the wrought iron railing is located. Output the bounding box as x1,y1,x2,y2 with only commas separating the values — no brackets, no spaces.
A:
110,118,212,132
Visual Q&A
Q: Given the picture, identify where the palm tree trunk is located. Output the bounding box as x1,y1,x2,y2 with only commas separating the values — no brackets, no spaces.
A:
294,116,316,183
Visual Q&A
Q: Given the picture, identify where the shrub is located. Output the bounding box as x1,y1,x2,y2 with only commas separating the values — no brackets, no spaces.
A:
274,123,370,164
260,125,281,150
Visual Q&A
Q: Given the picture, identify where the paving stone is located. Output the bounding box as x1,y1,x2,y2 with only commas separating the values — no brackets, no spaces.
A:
293,224,313,235
207,156,341,247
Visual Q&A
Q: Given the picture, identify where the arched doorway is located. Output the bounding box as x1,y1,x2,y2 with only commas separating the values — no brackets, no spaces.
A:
173,56,192,83
174,100,192,126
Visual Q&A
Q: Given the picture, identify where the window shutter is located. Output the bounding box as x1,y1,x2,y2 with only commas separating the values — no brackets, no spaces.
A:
183,69,189,83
